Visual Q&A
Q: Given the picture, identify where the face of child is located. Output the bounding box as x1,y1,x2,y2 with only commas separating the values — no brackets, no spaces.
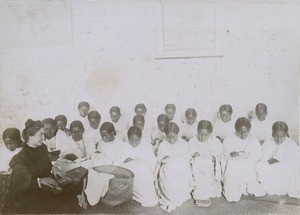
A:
79,106,89,118
134,120,144,131
158,121,166,132
128,134,141,148
236,126,250,140
135,108,146,117
110,111,120,123
186,114,196,125
220,111,231,123
100,130,115,143
197,129,211,142
28,128,44,147
256,109,267,121
166,132,178,144
70,126,84,141
165,109,175,121
4,138,18,151
273,130,287,145
56,120,66,131
89,117,100,130
43,123,57,140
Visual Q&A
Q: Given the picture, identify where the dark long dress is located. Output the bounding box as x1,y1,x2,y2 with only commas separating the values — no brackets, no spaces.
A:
7,144,82,214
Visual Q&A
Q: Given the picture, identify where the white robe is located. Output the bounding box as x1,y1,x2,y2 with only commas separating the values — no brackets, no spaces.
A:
92,137,124,166
155,140,192,212
43,129,68,152
109,114,130,142
256,137,300,198
213,119,235,142
60,135,96,159
251,118,273,143
222,133,265,202
189,135,223,200
116,142,158,207
85,126,101,148
151,126,166,154
180,121,198,141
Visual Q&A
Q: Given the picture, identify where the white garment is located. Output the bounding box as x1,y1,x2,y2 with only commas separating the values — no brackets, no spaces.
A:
213,119,235,142
251,118,273,142
92,137,124,166
84,169,114,206
85,126,101,147
109,114,130,141
180,121,198,141
155,140,192,212
43,129,68,151
222,133,265,202
117,142,158,207
0,146,22,171
151,126,166,154
189,135,223,200
256,137,300,198
60,135,96,159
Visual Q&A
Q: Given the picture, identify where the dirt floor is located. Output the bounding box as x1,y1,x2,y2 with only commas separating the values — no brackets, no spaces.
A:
57,195,300,214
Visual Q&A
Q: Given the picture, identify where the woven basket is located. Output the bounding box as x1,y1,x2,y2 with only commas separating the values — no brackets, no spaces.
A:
93,165,134,207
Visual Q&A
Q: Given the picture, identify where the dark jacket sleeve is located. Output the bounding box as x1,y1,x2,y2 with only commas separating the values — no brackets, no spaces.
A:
10,156,40,194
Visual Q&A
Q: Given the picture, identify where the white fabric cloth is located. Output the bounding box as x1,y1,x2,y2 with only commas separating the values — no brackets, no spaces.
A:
92,137,124,166
222,133,265,202
109,114,130,141
251,118,273,143
0,146,22,171
155,140,192,212
189,135,223,200
85,126,101,147
256,137,300,198
213,119,235,142
84,168,114,206
117,142,158,207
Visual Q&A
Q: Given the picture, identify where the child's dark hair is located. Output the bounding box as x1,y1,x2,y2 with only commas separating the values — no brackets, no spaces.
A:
219,104,233,114
55,115,67,125
157,114,170,124
88,111,101,121
165,122,180,135
70,120,85,131
100,122,117,136
165,104,176,111
133,115,145,125
127,125,142,139
135,103,147,112
272,121,289,137
197,120,213,133
235,117,251,132
2,128,23,144
78,101,90,109
185,108,197,118
110,106,121,115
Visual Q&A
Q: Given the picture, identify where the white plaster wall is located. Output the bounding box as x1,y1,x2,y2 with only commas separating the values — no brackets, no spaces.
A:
0,0,299,142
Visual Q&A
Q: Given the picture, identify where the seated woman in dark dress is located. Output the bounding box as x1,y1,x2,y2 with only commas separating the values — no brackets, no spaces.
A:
8,119,84,214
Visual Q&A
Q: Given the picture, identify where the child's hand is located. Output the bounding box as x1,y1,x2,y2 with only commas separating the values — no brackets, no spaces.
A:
65,129,71,137
193,152,200,158
230,151,239,157
124,158,133,163
268,158,279,164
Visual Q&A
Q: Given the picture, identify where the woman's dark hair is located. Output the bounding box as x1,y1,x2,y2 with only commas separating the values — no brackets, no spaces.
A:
22,119,43,142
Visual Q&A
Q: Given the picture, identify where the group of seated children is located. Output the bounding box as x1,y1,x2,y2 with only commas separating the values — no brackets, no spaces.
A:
1,102,299,213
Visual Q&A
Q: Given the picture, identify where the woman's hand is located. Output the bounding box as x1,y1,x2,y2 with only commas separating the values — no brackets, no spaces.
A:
39,177,59,188
52,166,68,181
268,158,279,164
230,151,239,157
